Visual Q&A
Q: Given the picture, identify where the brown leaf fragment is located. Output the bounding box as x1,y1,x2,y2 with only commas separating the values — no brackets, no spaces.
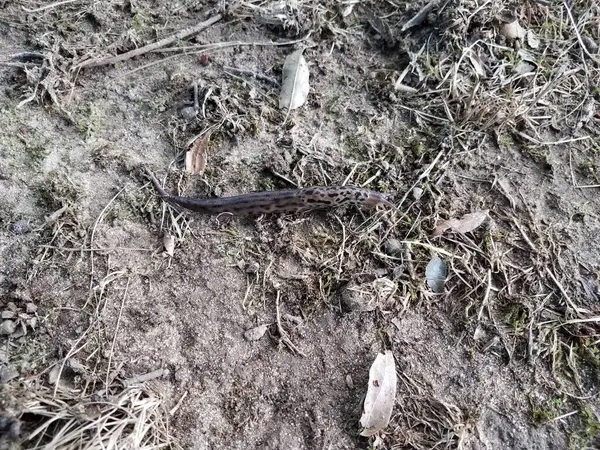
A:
185,135,209,174
432,210,489,237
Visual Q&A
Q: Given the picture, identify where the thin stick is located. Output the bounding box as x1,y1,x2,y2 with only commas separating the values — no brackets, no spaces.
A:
275,291,306,357
106,277,130,393
545,267,588,315
223,66,280,86
75,13,223,68
123,368,169,387
477,270,492,322
22,0,78,12
562,1,600,63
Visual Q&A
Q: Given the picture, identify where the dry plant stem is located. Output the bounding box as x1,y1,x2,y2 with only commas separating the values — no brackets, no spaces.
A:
124,368,169,387
562,1,600,63
223,65,280,86
75,14,223,68
401,0,439,32
90,186,127,291
275,291,306,357
476,269,492,322
22,0,78,12
151,33,311,53
106,277,130,394
545,267,589,315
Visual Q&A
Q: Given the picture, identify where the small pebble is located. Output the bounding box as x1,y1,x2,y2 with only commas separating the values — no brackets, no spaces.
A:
1,311,15,320
0,320,16,335
26,303,37,314
11,220,29,235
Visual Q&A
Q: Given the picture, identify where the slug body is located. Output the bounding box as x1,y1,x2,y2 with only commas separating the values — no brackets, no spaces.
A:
147,171,394,216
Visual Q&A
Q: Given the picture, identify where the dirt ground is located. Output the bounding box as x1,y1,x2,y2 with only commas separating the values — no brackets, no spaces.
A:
1,0,599,449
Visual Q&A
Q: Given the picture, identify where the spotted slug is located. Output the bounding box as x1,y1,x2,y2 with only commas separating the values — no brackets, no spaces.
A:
146,170,394,216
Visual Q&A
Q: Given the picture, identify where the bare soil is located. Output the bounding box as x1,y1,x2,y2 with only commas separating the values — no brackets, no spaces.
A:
1,1,599,449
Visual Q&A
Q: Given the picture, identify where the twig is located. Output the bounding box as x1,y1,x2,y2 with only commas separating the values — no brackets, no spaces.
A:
106,277,130,393
477,269,492,322
562,1,600,63
223,66,280,87
123,368,169,387
516,132,590,146
149,33,311,53
401,0,439,32
22,0,78,12
275,291,306,357
545,267,589,315
169,391,188,415
89,186,127,290
511,217,538,253
74,14,223,68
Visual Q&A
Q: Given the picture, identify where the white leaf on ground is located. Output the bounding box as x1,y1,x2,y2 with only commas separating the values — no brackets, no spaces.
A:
526,29,540,49
467,51,486,78
432,210,489,237
163,234,175,257
359,350,397,436
499,20,526,41
244,324,269,341
279,48,310,111
425,255,447,293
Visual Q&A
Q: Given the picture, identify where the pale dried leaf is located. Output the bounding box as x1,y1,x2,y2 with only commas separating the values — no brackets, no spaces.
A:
467,51,486,78
526,29,540,49
185,135,209,174
425,256,447,293
244,324,269,341
432,210,489,237
279,48,310,110
360,350,397,436
499,20,526,41
48,365,61,385
163,234,175,257
341,3,354,17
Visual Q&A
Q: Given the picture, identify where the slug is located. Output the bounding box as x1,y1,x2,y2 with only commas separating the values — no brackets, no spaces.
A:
146,170,394,216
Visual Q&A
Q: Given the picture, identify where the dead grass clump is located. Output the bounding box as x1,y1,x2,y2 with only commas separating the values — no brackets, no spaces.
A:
389,377,469,450
7,382,179,450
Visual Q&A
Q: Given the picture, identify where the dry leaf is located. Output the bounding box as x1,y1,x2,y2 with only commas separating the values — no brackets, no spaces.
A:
499,20,526,41
526,29,540,49
163,234,175,257
359,350,397,436
425,256,447,293
185,135,209,174
341,3,354,17
432,210,489,237
279,48,310,111
244,324,269,341
467,51,486,78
